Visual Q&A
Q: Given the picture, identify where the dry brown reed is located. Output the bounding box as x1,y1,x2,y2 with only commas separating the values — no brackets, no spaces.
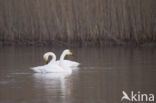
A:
0,0,155,46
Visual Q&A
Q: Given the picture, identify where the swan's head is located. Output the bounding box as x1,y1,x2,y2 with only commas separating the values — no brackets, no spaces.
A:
43,52,56,64
43,52,50,63
63,49,72,55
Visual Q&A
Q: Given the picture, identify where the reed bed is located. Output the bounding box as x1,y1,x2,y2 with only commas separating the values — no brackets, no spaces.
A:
0,0,155,46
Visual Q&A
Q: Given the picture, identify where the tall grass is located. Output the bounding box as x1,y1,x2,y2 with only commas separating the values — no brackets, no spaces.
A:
0,0,155,46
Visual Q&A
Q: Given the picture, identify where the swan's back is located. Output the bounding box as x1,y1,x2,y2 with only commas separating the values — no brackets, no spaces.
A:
56,60,80,67
30,65,46,73
30,63,72,73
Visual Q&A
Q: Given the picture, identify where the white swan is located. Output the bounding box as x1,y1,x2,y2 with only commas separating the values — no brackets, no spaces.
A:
31,51,72,73
43,49,80,67
30,49,79,73
30,63,72,73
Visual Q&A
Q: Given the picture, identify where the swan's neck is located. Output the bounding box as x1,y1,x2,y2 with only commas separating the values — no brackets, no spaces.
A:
60,52,66,66
48,53,56,63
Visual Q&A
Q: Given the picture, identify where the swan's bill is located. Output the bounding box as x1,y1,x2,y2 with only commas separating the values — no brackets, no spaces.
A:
44,58,48,64
68,51,72,55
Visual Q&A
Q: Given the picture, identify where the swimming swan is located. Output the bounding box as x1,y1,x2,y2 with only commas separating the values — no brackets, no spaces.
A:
30,63,72,73
43,49,80,67
30,49,79,73
30,51,72,73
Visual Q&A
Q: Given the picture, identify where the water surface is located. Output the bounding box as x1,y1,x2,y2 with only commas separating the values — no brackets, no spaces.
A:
0,46,156,103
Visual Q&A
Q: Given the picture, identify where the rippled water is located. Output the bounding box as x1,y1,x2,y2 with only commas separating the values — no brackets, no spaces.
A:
0,46,156,103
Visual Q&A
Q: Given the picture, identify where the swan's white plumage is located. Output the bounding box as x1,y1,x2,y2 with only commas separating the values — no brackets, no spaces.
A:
55,60,79,67
59,49,80,67
43,49,80,67
30,63,72,73
30,49,79,73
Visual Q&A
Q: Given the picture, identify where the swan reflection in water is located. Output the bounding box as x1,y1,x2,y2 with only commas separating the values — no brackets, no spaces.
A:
32,72,73,102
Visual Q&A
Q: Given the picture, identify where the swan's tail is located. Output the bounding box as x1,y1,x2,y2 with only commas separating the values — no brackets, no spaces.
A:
30,66,44,73
72,62,80,67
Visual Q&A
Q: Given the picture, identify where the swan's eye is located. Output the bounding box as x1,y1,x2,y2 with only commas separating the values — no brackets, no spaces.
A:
68,51,72,55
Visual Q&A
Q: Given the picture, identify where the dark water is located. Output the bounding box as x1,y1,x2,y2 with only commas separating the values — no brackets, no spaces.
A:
0,46,156,103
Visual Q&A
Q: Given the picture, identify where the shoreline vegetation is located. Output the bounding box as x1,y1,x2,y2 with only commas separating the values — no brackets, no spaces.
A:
1,40,156,47
0,0,155,47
